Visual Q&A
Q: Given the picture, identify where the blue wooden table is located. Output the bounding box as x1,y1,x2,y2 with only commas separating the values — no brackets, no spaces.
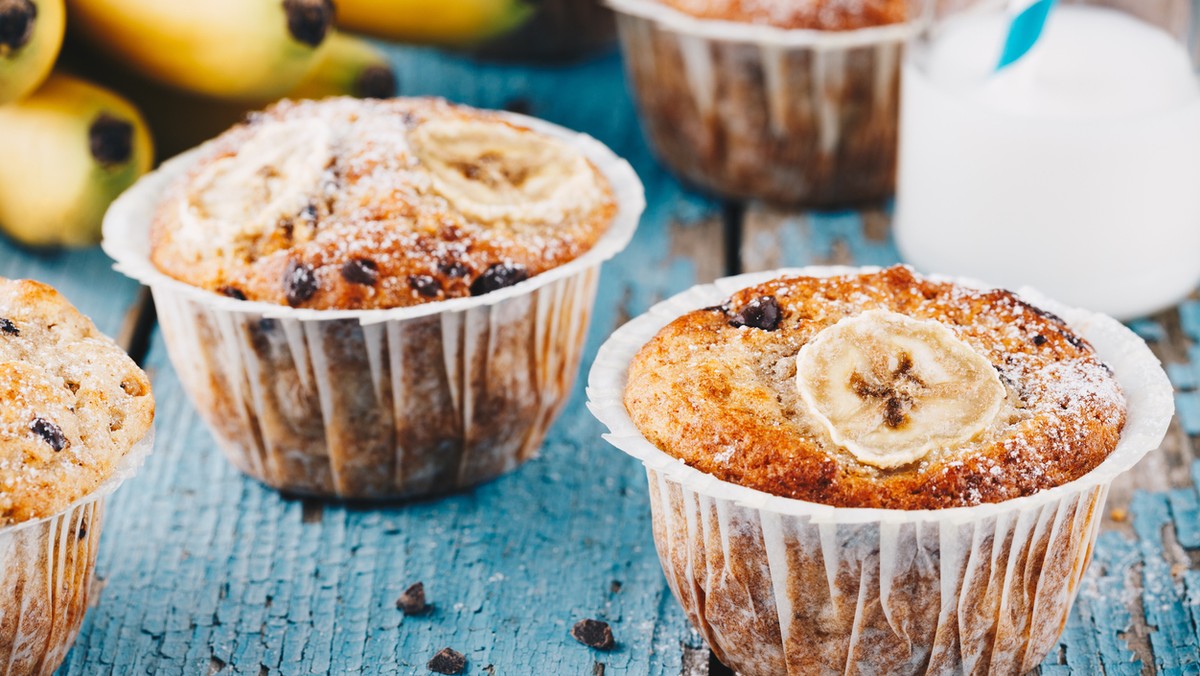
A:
6,43,1196,675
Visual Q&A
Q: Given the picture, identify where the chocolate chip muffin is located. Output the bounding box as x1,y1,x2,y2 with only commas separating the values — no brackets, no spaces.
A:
611,0,911,206
114,96,640,500
149,97,616,311
625,266,1126,509
592,265,1168,676
0,279,154,676
0,279,154,525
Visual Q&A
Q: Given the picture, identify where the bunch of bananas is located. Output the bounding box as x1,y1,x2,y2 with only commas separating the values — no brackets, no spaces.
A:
0,0,536,247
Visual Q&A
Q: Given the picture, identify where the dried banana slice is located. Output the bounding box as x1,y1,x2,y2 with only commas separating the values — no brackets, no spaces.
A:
795,310,1006,469
181,119,332,258
409,117,604,224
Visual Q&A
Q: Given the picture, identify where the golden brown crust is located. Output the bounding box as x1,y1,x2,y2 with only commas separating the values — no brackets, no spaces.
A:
654,0,907,30
0,280,154,526
624,266,1126,510
149,97,617,310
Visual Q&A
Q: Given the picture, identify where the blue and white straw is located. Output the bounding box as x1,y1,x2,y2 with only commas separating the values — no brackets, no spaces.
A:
996,0,1056,70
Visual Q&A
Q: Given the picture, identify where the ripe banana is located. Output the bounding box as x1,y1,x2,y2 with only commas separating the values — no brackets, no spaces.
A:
795,310,1006,469
291,32,397,100
64,0,334,101
0,0,64,104
336,0,533,46
0,73,153,247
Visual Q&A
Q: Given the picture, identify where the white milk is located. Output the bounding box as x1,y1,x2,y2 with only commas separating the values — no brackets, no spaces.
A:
895,5,1200,319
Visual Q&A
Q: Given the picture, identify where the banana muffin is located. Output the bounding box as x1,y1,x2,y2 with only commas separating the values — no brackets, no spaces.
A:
624,265,1126,509
150,96,616,310
0,278,154,675
594,265,1166,675
611,0,910,206
121,96,637,499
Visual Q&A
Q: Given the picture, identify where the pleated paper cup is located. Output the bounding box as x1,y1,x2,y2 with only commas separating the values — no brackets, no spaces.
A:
0,426,154,676
587,267,1173,676
103,114,644,501
609,0,917,206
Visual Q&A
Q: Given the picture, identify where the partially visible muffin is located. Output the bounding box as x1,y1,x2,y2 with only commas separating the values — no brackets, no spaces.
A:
150,97,617,310
656,0,906,29
0,279,154,525
624,266,1126,510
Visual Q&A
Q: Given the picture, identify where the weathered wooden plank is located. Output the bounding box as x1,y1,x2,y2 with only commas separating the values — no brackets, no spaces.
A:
57,46,724,675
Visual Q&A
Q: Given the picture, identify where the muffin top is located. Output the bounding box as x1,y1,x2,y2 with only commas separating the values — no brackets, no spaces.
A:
654,0,907,30
0,279,154,526
624,266,1126,510
150,97,617,310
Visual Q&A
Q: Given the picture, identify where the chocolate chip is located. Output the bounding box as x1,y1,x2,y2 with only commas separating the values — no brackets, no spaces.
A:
284,260,318,306
396,582,429,616
408,275,441,298
427,647,466,674
439,261,470,278
729,296,781,331
571,619,615,651
0,318,18,335
1060,330,1087,351
218,286,247,301
470,263,529,296
341,258,378,286
30,417,66,452
1032,334,1047,346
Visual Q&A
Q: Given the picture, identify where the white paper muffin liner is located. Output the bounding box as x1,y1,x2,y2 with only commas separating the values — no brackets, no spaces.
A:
0,425,154,675
586,267,1173,675
102,112,644,500
609,0,917,206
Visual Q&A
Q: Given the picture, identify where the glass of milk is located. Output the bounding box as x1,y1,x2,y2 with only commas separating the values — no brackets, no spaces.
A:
895,0,1200,320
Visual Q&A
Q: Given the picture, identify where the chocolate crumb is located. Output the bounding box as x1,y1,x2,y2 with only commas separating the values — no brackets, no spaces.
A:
408,275,442,298
610,580,622,593
427,647,466,674
396,582,429,615
284,260,318,306
31,417,66,452
470,263,529,296
571,619,615,651
218,286,247,301
729,296,781,331
1032,334,1047,346
341,258,379,286
0,317,17,335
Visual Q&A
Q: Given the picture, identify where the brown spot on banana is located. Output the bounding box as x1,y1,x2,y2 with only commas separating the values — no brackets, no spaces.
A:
88,113,134,167
0,0,36,55
283,0,335,48
356,64,397,99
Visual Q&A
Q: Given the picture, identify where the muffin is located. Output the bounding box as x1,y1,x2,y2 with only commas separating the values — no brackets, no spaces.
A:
105,96,643,500
0,279,155,675
588,266,1173,675
609,0,913,206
